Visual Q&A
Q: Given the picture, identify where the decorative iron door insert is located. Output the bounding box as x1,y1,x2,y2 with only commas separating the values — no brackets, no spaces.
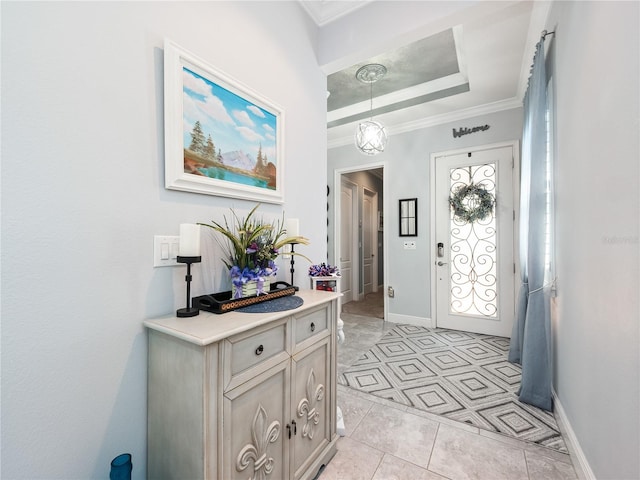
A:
448,163,497,317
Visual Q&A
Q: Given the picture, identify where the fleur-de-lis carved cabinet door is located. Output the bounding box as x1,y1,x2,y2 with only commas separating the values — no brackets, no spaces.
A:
291,336,331,479
223,360,291,480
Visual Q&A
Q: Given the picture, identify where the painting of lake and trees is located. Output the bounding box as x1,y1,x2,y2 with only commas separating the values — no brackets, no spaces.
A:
182,67,278,190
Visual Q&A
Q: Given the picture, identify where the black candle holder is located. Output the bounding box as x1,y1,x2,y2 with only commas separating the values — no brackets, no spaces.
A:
289,243,299,291
176,255,201,317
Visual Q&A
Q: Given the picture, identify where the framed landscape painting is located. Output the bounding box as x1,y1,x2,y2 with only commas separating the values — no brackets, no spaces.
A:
164,39,285,203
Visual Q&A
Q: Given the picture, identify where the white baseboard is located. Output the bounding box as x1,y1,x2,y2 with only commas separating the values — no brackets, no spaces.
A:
386,313,433,328
552,389,595,480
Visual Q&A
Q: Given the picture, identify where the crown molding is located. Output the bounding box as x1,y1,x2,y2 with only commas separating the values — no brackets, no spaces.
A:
327,97,523,149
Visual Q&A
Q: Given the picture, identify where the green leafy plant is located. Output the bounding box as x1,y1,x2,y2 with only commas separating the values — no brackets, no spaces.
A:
199,203,310,279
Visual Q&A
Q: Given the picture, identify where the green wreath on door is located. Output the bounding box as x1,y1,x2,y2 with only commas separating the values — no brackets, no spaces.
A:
449,182,495,223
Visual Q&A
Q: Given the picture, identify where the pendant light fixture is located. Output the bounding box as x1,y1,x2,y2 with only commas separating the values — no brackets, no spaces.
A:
355,63,388,155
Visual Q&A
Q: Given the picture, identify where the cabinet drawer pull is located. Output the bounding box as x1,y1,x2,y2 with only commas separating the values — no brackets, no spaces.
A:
310,322,316,332
255,345,264,356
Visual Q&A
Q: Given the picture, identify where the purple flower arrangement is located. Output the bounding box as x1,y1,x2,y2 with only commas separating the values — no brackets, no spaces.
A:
229,264,276,298
308,263,340,277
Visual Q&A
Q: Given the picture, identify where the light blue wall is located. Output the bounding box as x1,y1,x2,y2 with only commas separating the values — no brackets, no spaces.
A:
1,2,325,478
328,108,523,321
545,2,640,479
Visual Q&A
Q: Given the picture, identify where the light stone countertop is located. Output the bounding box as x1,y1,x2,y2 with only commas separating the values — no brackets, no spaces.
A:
143,289,341,346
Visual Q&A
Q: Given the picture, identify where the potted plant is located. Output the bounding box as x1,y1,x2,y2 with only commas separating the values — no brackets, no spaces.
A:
200,204,309,298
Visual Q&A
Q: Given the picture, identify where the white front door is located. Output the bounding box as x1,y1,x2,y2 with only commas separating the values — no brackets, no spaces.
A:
340,180,357,304
434,145,515,337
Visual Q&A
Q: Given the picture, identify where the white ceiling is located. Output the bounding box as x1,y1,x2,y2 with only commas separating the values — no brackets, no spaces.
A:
298,0,374,26
299,1,548,148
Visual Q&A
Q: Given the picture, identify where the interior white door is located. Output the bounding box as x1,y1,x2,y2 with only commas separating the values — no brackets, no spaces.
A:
435,145,515,337
340,180,356,304
362,189,377,295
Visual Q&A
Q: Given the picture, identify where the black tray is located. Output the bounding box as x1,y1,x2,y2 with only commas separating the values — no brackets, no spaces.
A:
193,281,297,314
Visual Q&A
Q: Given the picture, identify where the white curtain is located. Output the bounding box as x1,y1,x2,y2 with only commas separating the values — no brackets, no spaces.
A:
508,37,553,411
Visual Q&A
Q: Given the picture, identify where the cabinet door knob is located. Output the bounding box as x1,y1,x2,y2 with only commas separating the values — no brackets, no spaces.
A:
310,322,316,332
255,345,264,355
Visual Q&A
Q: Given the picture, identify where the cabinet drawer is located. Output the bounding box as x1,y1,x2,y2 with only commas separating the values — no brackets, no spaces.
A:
228,321,287,379
294,305,329,346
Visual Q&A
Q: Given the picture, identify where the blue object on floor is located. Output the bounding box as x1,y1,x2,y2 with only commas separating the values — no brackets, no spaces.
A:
110,453,132,480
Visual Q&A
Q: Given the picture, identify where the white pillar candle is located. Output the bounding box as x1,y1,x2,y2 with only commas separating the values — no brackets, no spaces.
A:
285,218,299,238
179,223,201,256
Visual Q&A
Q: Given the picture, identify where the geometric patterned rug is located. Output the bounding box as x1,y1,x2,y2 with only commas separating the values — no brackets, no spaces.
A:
339,324,568,453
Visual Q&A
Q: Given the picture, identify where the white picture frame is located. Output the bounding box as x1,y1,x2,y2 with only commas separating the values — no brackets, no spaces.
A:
164,39,285,204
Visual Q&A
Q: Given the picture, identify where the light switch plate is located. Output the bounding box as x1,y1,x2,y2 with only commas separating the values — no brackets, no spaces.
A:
154,235,180,267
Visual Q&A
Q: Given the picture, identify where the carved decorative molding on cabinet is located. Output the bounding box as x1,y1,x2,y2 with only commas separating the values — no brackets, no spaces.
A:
236,404,281,479
297,369,325,440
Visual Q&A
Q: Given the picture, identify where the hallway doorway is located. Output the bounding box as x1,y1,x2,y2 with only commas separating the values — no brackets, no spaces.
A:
335,166,386,319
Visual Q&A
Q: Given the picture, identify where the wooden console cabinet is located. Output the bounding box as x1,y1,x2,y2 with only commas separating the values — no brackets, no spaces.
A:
144,289,340,479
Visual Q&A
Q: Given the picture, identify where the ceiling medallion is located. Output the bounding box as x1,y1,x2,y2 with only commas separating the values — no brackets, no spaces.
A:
355,64,387,84
355,64,388,156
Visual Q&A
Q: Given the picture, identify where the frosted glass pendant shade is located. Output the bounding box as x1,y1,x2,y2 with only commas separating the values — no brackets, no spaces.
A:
355,120,388,155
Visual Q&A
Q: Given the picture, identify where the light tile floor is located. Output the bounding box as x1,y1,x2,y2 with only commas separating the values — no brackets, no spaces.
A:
320,313,579,480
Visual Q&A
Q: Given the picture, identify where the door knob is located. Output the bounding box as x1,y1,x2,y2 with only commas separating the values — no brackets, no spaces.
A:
437,261,448,266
